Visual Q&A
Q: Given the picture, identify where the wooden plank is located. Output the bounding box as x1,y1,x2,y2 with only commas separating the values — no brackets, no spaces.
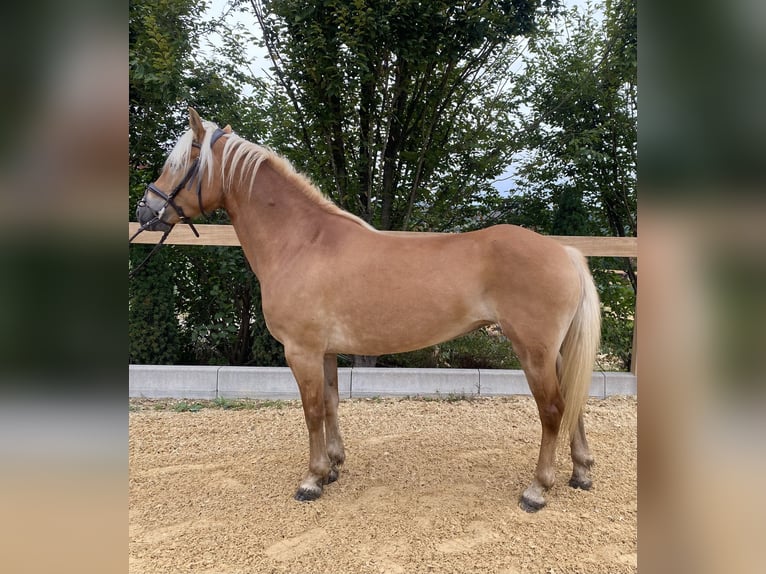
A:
549,235,637,257
129,223,241,246
129,223,637,257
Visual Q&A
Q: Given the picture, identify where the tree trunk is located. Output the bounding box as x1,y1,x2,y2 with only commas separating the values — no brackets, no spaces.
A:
357,73,375,222
381,63,409,229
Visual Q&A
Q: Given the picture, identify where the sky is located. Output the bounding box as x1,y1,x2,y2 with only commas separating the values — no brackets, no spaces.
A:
202,0,603,82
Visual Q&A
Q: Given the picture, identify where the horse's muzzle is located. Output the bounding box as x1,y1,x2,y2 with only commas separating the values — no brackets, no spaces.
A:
136,202,173,232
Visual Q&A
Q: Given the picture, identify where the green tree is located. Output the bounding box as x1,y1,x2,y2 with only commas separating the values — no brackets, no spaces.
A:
551,187,590,236
250,0,560,231
513,0,636,241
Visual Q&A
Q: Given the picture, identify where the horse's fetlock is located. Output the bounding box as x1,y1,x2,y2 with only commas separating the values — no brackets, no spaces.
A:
325,467,339,485
537,470,556,489
568,474,593,491
309,463,331,480
327,446,345,467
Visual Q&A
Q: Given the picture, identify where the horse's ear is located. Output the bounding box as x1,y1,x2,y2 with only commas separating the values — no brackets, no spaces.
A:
188,107,205,142
223,124,232,134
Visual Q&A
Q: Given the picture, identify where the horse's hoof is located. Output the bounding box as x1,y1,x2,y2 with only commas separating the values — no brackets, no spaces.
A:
294,486,322,501
568,476,593,491
519,495,546,513
324,468,339,485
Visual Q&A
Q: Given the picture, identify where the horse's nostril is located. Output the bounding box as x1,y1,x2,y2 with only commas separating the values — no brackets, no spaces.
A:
136,203,153,225
136,203,173,232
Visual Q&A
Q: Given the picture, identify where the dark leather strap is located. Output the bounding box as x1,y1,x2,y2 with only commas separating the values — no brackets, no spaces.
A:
130,126,231,278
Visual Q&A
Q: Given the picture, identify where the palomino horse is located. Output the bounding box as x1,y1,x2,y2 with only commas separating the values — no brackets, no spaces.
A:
134,108,601,511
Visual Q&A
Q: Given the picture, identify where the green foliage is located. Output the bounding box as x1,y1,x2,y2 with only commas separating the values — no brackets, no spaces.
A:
173,245,285,366
130,397,291,411
234,398,288,410
252,0,560,230
129,0,205,95
511,0,636,241
592,260,635,368
129,247,181,364
130,0,200,365
551,187,590,236
129,0,207,190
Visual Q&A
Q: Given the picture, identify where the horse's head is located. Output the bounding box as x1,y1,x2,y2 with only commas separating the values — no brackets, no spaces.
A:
135,107,231,233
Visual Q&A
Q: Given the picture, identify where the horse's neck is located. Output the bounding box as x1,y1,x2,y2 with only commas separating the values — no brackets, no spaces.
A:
224,161,328,280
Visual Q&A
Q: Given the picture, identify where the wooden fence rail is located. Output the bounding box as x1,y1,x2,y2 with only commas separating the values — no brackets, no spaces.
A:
128,223,638,257
129,223,638,374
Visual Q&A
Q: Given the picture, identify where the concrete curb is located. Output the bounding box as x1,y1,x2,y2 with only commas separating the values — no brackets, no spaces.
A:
129,365,636,400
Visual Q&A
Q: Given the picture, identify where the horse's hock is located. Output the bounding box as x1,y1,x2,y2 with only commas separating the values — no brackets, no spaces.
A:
129,395,637,574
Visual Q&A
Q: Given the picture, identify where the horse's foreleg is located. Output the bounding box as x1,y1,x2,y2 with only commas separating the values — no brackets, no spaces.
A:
323,353,345,484
286,349,331,501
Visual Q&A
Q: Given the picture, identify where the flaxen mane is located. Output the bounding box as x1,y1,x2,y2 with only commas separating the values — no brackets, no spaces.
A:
164,120,220,181
167,123,372,230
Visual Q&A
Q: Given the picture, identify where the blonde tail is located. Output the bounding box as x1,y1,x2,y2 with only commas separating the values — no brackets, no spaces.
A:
559,246,602,440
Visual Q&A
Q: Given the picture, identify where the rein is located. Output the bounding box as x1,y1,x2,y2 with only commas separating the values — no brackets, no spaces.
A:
129,128,227,278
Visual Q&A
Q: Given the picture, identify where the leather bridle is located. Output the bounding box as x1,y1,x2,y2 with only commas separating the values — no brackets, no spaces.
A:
129,127,227,277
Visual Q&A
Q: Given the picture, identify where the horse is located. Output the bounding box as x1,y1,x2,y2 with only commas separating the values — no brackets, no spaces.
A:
133,108,601,511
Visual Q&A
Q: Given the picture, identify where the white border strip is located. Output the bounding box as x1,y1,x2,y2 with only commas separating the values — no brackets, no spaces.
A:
129,365,636,400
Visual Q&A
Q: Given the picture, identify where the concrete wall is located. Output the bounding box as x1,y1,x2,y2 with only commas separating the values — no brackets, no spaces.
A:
129,366,636,400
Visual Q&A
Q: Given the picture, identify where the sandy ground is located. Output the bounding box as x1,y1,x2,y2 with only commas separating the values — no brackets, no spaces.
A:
129,395,636,573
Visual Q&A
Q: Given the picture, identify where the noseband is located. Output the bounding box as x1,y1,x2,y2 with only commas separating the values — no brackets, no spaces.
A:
129,127,227,277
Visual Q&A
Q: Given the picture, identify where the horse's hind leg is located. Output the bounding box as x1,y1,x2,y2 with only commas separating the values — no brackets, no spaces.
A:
323,354,345,484
556,354,594,490
513,342,565,512
286,348,331,501
569,413,594,490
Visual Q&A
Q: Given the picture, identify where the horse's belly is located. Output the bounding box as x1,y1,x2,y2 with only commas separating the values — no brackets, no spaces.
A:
326,295,494,355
